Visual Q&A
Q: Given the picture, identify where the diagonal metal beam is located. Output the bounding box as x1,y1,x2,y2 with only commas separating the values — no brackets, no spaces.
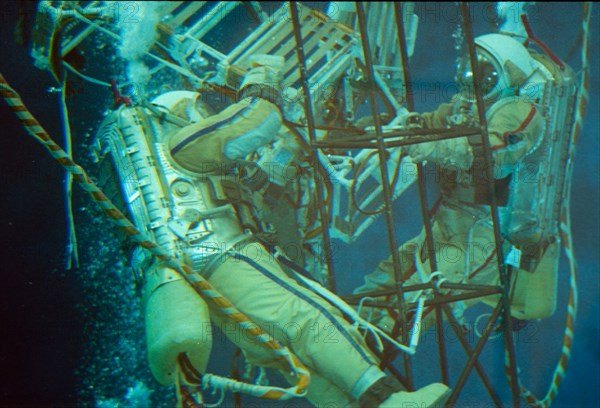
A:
443,301,504,406
442,303,504,406
460,4,521,406
355,1,414,389
289,1,337,292
392,2,450,385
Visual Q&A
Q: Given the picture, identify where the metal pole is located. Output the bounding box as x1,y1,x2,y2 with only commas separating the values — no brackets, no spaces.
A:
289,1,337,291
460,4,520,406
354,1,413,389
393,2,450,385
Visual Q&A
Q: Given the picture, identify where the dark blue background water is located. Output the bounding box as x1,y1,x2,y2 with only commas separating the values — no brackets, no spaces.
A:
1,2,598,407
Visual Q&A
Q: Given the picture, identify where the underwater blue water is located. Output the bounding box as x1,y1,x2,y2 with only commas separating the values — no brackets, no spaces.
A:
0,2,598,407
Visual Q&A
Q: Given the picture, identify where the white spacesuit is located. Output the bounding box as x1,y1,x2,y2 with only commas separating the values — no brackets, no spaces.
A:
355,33,566,332
107,56,450,407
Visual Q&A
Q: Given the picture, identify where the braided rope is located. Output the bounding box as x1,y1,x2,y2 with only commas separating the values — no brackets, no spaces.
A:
504,3,591,406
0,73,310,401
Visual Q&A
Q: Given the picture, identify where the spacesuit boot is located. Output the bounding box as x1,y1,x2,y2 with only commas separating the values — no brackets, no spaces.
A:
357,376,450,408
380,383,450,407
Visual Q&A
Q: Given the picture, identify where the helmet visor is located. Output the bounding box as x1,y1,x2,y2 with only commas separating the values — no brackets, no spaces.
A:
456,49,501,102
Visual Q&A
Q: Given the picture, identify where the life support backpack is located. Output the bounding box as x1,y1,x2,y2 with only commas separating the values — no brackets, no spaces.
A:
91,91,260,386
501,51,577,273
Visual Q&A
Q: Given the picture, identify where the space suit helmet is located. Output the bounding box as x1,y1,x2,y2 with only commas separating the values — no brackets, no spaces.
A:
457,33,537,104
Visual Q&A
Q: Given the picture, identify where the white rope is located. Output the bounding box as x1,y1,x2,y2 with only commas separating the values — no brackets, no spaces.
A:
59,77,79,269
355,296,385,352
62,62,112,88
255,367,269,386
409,297,426,348
200,384,225,407
201,373,305,400
292,271,416,354
474,312,502,340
